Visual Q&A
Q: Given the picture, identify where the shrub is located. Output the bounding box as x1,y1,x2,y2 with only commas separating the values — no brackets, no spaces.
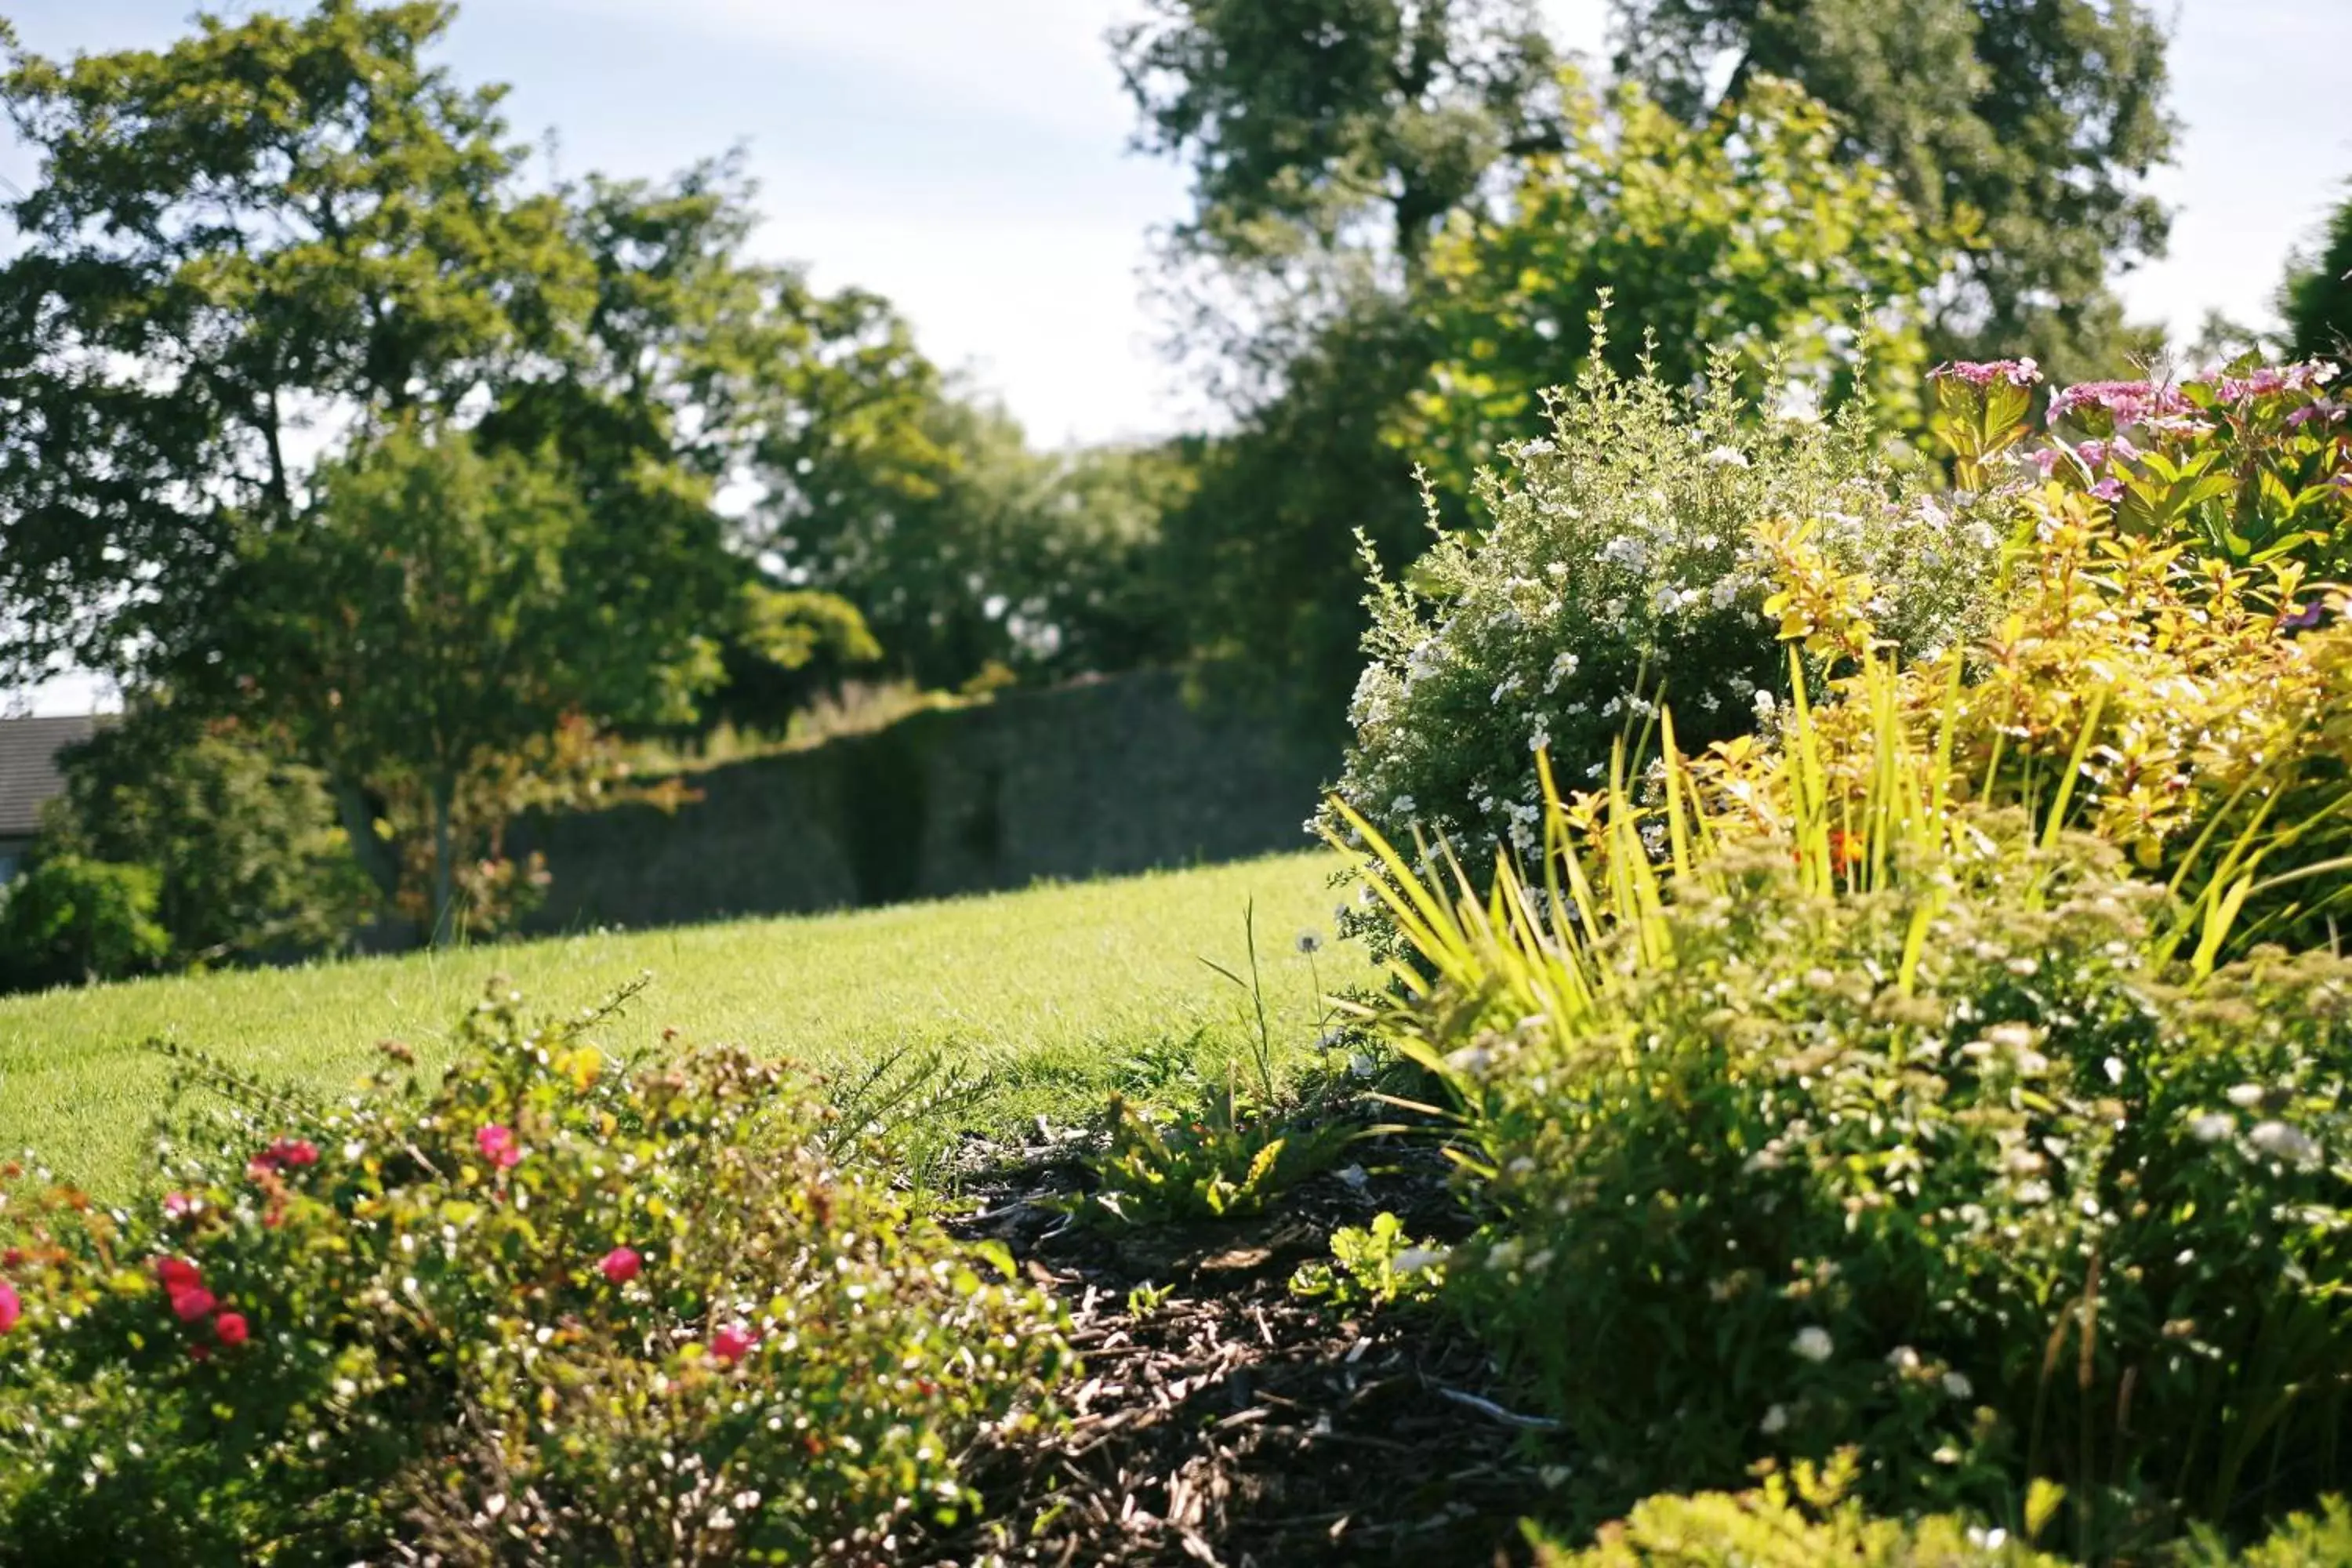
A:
1327,345,2003,864
1733,358,2352,960
0,981,1069,1563
0,854,171,993
1525,1454,2067,1566
1350,746,2352,1555
42,706,372,964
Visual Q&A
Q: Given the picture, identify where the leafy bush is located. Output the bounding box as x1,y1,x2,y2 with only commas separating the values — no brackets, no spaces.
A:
1351,750,2352,1555
1404,74,1944,508
1526,1454,2067,1566
1289,1210,1450,1312
0,854,171,993
0,981,1069,1563
1078,1080,1354,1226
42,706,372,964
1737,358,2352,959
1328,345,2003,862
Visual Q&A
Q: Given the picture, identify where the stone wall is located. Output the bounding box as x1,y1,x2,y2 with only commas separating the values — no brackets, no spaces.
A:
514,671,1337,931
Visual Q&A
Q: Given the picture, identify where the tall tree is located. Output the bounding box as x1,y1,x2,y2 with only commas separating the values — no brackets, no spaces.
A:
2281,183,2352,362
1608,0,2176,377
1404,73,1942,509
0,0,585,686
224,425,713,943
1111,0,1564,286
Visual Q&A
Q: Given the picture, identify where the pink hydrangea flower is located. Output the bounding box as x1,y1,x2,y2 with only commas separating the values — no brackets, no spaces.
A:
476,1124,523,1170
0,1280,20,1335
2049,379,2192,426
1930,358,2041,387
710,1323,759,1367
598,1246,643,1284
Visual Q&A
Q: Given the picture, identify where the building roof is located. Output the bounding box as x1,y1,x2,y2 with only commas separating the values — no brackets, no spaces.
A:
0,714,100,840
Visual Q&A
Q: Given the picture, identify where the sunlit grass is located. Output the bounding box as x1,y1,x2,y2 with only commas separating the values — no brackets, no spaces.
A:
0,851,1367,1196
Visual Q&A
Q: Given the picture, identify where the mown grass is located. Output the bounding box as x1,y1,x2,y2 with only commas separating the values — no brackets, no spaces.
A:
0,851,1368,1196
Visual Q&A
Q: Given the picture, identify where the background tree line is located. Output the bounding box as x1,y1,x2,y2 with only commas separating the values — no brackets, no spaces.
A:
2,0,2346,979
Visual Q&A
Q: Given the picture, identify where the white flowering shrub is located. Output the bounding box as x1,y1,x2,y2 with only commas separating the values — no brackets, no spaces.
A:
1329,350,2005,858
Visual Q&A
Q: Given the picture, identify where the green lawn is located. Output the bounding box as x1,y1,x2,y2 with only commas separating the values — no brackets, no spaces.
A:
0,851,1370,1196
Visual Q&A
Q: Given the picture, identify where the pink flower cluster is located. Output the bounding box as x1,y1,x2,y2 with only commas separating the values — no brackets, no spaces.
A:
2212,361,2339,404
477,1123,523,1170
247,1137,320,1181
155,1256,248,1356
2048,379,2194,427
1930,358,2041,388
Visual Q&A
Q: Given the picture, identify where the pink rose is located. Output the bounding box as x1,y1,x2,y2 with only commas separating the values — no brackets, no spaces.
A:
598,1246,643,1284
213,1311,249,1348
0,1280,20,1335
476,1124,523,1170
169,1286,217,1323
710,1323,759,1367
154,1257,202,1293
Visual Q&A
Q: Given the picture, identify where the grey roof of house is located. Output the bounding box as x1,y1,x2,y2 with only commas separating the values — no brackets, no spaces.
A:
0,714,100,839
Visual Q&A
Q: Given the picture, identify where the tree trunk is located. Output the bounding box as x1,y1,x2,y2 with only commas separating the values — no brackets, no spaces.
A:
331,777,403,906
430,775,458,948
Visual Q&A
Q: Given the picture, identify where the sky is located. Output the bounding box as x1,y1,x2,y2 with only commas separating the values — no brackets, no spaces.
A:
3,0,2350,713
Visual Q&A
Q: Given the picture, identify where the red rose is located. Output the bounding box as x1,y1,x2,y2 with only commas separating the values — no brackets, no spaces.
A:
598,1246,643,1284
169,1286,216,1322
213,1311,249,1348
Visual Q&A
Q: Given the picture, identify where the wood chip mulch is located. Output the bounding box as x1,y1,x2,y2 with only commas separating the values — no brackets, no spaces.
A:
906,1134,1569,1567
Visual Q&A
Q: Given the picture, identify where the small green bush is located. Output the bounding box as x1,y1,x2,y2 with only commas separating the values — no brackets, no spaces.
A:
42,707,372,965
1328,347,2002,862
1377,820,2352,1552
1525,1454,2067,1566
0,853,171,993
0,981,1069,1563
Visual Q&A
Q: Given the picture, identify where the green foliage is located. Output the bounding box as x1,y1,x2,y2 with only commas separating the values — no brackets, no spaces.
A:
1610,0,2176,378
1330,346,2352,1552
1356,755,2352,1550
2186,1497,2352,1566
773,391,1190,691
1406,74,1943,504
1079,1080,1353,1225
1748,360,2352,959
0,0,581,684
1289,1210,1449,1310
227,424,720,943
1526,1454,2067,1565
1159,297,1439,723
1331,346,2002,861
0,980,1070,1562
0,854,171,993
2281,183,2352,361
1109,0,1563,274
42,709,371,964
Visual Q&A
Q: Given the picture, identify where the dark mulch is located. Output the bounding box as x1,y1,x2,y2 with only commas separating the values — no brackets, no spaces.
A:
908,1134,1568,1567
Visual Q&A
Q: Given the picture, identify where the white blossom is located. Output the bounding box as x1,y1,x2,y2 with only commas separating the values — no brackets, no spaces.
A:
1791,1327,1835,1363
